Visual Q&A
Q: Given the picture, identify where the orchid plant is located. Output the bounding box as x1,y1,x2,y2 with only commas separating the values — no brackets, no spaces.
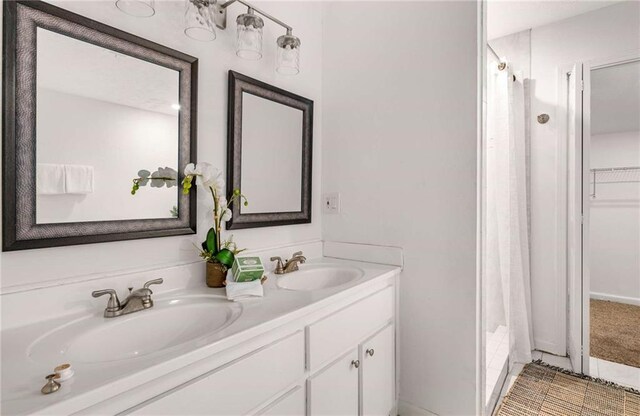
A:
182,162,248,267
130,162,248,269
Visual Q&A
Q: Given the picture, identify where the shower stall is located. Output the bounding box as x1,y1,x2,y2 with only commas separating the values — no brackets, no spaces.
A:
484,37,534,410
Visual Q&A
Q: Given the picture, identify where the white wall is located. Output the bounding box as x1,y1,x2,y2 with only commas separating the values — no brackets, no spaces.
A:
1,1,323,291
321,2,479,415
526,1,640,354
36,88,178,223
589,130,640,304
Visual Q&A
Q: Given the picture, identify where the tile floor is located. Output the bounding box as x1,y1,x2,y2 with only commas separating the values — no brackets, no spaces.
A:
486,325,509,405
590,356,640,390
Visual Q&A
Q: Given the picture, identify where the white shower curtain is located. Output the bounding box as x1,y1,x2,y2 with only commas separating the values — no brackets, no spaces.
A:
486,65,533,366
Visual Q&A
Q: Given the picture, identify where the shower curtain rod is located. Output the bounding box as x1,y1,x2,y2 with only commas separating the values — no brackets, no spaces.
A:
487,44,507,71
487,44,500,61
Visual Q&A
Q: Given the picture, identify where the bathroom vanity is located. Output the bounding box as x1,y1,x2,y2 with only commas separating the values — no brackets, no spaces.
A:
0,257,399,415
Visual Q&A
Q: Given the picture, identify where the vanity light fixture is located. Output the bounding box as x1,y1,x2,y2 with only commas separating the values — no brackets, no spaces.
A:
217,0,301,74
116,0,301,74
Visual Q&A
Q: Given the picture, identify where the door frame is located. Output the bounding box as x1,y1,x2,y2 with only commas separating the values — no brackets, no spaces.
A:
560,62,585,373
567,50,640,375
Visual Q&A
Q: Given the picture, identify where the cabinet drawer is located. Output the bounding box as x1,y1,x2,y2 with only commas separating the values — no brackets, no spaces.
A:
307,286,394,372
128,331,304,415
256,385,305,416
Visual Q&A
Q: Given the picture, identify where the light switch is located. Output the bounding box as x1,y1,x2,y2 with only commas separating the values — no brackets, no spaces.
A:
323,193,340,214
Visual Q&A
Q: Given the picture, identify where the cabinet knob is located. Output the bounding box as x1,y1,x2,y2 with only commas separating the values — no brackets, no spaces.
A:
366,348,375,357
351,359,360,369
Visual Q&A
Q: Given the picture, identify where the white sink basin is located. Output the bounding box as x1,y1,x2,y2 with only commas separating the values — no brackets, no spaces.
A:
276,264,364,291
28,295,241,364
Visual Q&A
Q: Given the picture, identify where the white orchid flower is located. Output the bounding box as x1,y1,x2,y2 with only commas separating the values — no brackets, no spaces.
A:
214,195,233,223
184,162,222,189
218,196,228,212
196,163,216,187
221,208,232,222
208,169,225,194
216,198,232,222
184,163,197,177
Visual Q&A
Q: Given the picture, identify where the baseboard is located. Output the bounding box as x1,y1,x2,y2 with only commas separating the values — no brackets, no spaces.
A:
397,400,439,416
590,292,640,306
533,339,564,356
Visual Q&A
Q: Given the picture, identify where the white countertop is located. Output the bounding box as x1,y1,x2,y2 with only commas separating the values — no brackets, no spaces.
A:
1,258,399,415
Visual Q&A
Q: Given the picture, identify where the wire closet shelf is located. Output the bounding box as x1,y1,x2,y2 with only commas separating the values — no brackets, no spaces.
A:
590,166,640,198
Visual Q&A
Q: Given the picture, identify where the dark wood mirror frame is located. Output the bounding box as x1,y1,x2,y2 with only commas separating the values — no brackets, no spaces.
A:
2,0,198,251
226,70,313,230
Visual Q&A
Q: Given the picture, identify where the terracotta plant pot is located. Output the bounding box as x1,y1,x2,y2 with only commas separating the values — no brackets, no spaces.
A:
206,262,227,288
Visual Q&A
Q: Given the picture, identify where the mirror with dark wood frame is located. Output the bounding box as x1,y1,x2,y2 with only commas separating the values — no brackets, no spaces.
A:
2,1,198,251
226,71,313,229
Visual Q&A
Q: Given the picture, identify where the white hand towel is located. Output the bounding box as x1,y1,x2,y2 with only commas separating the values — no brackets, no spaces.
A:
226,279,263,301
36,164,66,195
64,165,94,194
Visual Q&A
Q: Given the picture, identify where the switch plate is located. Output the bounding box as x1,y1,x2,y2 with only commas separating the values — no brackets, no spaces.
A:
323,193,340,214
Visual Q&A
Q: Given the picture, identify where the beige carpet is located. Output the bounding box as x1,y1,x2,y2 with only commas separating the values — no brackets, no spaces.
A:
591,300,640,368
496,362,640,416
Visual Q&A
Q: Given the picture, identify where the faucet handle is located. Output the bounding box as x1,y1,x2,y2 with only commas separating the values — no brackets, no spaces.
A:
270,256,284,274
143,278,164,291
291,251,306,265
92,289,121,312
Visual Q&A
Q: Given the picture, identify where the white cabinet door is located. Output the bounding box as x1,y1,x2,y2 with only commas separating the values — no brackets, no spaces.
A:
308,349,359,415
361,325,395,416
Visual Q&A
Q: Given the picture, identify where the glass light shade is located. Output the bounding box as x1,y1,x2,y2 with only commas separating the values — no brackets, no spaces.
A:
115,0,155,17
276,34,301,75
184,0,216,42
236,13,264,60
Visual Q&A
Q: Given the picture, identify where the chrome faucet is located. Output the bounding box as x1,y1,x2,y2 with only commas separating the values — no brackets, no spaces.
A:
92,278,163,318
271,251,307,274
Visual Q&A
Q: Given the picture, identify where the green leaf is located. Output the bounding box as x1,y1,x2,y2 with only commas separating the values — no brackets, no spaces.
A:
205,227,217,254
215,249,235,267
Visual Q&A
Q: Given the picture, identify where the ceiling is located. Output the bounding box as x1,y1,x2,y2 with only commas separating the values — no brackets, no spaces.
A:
591,60,640,135
488,0,624,40
36,27,179,116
